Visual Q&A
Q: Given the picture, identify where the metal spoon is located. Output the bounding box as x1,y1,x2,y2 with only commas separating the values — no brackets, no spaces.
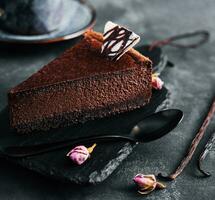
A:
2,109,183,158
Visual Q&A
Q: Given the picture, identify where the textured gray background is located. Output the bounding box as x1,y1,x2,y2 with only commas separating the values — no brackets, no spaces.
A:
0,0,215,199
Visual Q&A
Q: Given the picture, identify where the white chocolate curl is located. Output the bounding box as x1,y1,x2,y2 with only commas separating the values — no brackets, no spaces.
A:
101,21,140,61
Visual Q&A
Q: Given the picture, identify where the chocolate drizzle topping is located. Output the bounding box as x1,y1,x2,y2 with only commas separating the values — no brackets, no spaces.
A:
101,22,140,61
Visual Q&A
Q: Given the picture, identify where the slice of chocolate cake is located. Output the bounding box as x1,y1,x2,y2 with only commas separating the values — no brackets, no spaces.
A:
8,28,152,133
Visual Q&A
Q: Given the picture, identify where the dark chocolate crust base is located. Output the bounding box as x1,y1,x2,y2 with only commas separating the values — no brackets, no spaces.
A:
14,95,148,133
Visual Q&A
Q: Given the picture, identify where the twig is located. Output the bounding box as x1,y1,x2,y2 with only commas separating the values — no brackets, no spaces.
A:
158,98,215,180
150,30,209,51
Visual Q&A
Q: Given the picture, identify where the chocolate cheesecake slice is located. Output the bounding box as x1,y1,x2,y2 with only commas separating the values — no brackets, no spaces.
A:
8,30,152,133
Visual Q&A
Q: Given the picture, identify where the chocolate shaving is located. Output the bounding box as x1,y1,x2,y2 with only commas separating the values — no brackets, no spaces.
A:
158,98,215,180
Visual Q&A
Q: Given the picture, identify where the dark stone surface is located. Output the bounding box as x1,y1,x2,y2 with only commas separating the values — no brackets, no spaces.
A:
0,0,215,199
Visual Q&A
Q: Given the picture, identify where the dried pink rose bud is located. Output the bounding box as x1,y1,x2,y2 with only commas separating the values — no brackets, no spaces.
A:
133,174,166,195
152,74,164,90
67,144,96,165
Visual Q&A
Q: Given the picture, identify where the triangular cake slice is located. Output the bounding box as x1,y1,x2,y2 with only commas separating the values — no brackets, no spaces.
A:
8,30,152,133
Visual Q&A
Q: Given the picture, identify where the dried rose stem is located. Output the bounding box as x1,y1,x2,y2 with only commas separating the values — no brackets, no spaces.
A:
159,98,215,180
149,30,209,51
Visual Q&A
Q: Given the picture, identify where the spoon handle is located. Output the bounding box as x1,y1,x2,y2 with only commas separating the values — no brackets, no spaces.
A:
2,135,135,158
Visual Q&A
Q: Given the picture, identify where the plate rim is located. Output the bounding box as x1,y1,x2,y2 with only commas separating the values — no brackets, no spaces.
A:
0,1,96,44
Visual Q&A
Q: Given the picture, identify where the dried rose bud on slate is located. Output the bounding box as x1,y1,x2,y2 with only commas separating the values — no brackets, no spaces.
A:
133,174,166,195
152,73,164,90
101,21,140,61
66,144,96,165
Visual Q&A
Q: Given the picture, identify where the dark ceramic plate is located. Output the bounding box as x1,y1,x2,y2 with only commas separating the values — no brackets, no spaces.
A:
0,0,96,44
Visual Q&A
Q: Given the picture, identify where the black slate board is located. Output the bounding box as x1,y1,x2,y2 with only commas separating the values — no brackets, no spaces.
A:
0,88,168,184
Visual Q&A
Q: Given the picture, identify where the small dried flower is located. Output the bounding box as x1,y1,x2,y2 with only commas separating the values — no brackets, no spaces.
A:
133,174,166,195
152,74,164,90
66,144,96,165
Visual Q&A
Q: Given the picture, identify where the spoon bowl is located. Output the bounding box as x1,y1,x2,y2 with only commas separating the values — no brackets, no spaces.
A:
130,109,183,142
